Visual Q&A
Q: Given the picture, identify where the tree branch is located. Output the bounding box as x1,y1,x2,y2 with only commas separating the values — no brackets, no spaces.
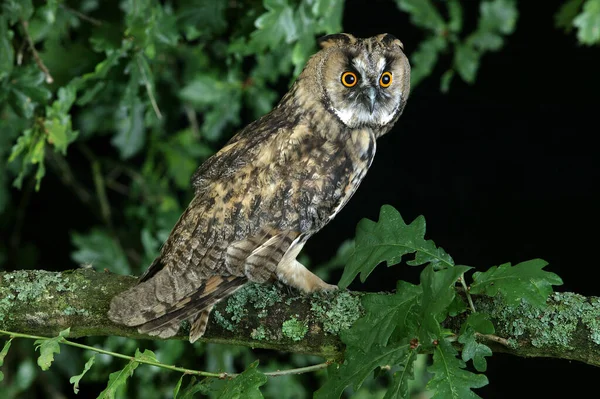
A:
1,269,599,367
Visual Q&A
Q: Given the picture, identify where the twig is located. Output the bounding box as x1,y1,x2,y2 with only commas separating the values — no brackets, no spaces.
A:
105,178,130,196
185,106,200,137
136,54,163,119
46,150,94,206
59,4,103,26
20,20,54,84
476,332,511,347
263,362,331,377
17,40,27,65
0,329,330,379
79,144,112,228
0,330,223,379
459,273,477,312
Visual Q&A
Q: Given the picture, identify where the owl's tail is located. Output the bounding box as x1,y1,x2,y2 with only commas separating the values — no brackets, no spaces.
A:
108,266,247,342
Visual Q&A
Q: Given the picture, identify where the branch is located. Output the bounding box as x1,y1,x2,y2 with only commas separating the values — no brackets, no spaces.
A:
20,20,54,84
1,269,599,367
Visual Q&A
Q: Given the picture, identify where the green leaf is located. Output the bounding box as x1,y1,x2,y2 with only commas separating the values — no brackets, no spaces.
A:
44,85,78,154
427,339,488,399
34,328,70,371
573,0,600,45
216,361,267,399
176,0,228,40
8,126,47,190
6,66,52,118
0,17,14,79
342,281,421,351
458,327,492,373
440,69,455,93
69,355,96,394
463,312,495,335
98,359,140,399
250,0,298,51
0,338,13,382
315,342,412,399
111,59,147,159
173,375,184,398
161,129,214,189
419,265,471,342
383,349,417,399
179,74,242,141
175,376,211,399
112,98,145,158
134,348,157,362
339,205,454,289
410,36,447,87
2,0,34,25
470,259,563,307
555,0,585,31
395,0,446,32
458,313,494,372
311,0,344,33
447,0,463,33
454,44,479,84
71,228,131,274
478,0,518,35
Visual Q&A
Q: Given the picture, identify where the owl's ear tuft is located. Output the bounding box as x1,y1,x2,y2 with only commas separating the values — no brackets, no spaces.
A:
318,33,357,49
377,33,404,50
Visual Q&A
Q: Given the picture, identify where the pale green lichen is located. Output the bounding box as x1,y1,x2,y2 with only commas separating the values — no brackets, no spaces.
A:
213,310,235,332
480,292,600,349
0,270,81,324
63,307,90,317
251,325,268,341
214,283,283,331
282,317,308,341
311,290,362,334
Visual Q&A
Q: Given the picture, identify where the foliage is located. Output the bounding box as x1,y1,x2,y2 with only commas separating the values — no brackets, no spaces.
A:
0,338,12,381
0,0,590,398
315,206,561,398
470,259,563,308
33,327,70,371
557,0,600,44
396,0,518,91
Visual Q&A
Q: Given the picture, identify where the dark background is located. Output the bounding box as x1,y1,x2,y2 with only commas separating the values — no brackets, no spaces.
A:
5,0,600,397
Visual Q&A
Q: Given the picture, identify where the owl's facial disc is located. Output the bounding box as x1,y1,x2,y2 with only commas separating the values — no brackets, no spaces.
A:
328,55,403,129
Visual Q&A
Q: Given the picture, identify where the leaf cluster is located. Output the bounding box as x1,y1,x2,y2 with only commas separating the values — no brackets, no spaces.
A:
396,0,518,91
556,0,600,45
316,205,562,398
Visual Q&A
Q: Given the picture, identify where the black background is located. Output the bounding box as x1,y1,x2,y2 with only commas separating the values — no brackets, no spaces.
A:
4,0,600,397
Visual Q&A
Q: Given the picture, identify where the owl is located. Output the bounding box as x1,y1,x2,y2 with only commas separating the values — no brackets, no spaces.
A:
108,33,411,342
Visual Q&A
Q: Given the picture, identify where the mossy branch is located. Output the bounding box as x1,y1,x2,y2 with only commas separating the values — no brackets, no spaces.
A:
1,269,599,367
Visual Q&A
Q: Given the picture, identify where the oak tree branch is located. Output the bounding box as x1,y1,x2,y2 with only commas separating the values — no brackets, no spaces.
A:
1,269,599,367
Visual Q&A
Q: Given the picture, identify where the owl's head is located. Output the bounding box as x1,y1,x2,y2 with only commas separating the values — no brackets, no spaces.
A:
309,33,410,132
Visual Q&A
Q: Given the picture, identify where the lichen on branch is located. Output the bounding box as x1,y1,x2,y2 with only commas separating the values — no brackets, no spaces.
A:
1,269,600,367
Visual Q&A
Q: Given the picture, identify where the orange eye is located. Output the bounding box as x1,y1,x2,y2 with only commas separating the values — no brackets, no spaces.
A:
341,71,358,87
380,71,393,88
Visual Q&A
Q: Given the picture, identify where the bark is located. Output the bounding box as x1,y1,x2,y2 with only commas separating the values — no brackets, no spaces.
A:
1,269,599,367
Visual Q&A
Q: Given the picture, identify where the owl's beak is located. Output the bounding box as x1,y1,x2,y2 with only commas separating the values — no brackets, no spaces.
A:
365,87,377,114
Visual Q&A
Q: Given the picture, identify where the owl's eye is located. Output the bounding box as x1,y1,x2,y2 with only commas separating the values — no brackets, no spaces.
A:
379,71,393,88
341,71,358,88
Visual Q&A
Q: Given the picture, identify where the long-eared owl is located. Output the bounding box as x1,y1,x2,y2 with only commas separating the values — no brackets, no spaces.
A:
108,33,411,342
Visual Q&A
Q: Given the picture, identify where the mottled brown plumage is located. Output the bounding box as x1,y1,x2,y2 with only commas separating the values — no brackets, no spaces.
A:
108,33,411,342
